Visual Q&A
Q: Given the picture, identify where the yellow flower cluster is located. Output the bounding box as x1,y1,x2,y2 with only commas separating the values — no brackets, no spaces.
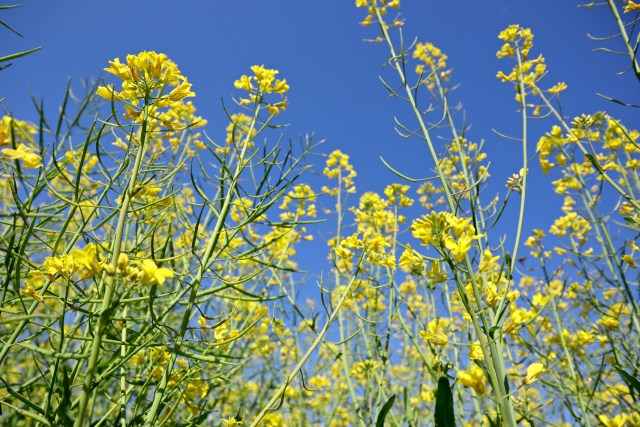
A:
0,115,42,168
398,243,424,275
410,211,483,262
322,149,356,196
28,247,174,288
0,116,36,147
97,51,194,108
413,42,450,89
279,183,317,219
356,0,401,28
234,65,289,115
383,183,413,207
335,232,395,269
351,192,397,237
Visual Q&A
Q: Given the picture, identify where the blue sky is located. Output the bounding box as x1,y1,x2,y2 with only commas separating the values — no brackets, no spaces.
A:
2,1,637,276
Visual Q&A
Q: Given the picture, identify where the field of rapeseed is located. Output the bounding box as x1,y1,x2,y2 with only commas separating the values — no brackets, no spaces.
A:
1,1,639,426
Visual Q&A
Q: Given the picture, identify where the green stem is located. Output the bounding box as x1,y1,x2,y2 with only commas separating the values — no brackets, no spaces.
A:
74,106,150,427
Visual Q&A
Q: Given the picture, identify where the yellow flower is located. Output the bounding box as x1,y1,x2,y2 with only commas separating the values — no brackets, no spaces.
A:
96,85,119,100
267,100,287,116
272,79,290,94
0,116,36,147
398,244,424,273
445,233,474,262
42,254,78,279
104,57,132,80
366,234,390,252
221,417,244,427
479,248,499,272
625,1,640,13
72,243,105,279
137,259,175,285
341,234,364,249
622,254,636,268
2,143,42,168
420,318,450,346
169,78,195,101
123,104,141,120
599,414,627,427
378,254,396,269
334,246,353,260
523,362,545,385
446,215,472,238
547,82,567,94
234,75,254,91
21,284,44,303
425,261,447,284
468,341,484,361
198,316,208,329
597,315,620,330
457,365,485,395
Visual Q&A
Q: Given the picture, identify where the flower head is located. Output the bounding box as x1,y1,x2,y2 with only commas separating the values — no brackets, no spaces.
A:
523,362,545,385
2,143,42,168
137,259,175,285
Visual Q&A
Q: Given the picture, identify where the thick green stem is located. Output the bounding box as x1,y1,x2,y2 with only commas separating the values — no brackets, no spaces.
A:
74,107,150,427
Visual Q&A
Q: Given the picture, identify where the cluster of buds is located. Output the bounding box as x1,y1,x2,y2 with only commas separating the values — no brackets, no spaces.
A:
103,253,139,281
506,168,528,194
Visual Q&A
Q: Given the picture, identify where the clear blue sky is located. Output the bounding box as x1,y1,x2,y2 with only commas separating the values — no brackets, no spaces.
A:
2,1,636,274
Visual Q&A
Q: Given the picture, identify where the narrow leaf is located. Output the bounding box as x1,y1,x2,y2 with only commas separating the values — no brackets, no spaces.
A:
375,394,396,427
435,375,456,427
0,46,41,63
615,366,640,394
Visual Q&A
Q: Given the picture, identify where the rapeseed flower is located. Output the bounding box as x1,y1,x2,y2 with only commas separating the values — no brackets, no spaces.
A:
137,259,175,285
2,143,42,168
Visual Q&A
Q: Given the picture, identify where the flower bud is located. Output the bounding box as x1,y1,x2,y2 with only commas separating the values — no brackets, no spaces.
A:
117,253,130,270
127,267,140,281
103,264,116,276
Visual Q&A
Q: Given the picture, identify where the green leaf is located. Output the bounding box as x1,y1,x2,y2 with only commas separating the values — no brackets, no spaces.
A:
435,375,456,427
0,18,22,37
615,366,640,394
0,46,41,64
375,394,396,427
234,402,245,422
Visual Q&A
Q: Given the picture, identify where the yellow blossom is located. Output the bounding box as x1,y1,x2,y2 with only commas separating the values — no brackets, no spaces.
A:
334,246,353,260
398,244,424,273
42,254,78,279
420,318,450,346
169,78,195,101
72,244,105,279
137,259,175,285
523,362,545,385
469,341,485,361
479,248,499,272
2,143,42,168
458,365,486,395
599,415,627,427
20,284,44,303
425,261,447,284
547,82,567,94
625,1,640,12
